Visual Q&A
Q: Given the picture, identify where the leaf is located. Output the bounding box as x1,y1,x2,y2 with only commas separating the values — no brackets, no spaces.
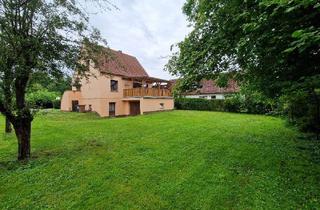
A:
292,30,304,38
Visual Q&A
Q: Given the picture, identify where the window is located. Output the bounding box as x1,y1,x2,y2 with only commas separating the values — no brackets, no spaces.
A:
109,102,116,116
110,80,118,92
133,82,142,88
211,95,216,99
199,96,207,99
160,103,164,109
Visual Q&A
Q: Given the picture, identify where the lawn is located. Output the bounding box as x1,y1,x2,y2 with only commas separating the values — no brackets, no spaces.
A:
0,110,320,209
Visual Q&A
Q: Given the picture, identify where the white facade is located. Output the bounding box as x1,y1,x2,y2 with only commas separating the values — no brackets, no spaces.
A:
185,94,225,100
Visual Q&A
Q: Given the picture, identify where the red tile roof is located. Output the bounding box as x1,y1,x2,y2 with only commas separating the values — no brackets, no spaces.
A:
98,49,149,78
169,79,240,94
198,79,239,94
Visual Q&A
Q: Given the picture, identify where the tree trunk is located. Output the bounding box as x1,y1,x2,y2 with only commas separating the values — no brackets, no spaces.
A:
14,118,31,161
5,116,12,133
316,96,319,140
311,88,320,140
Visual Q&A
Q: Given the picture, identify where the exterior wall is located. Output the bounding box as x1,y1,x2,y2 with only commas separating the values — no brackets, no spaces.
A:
185,94,225,100
61,91,82,111
140,98,174,114
61,64,174,117
70,66,132,117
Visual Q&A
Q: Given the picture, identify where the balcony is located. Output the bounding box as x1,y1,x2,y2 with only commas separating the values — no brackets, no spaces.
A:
123,88,172,98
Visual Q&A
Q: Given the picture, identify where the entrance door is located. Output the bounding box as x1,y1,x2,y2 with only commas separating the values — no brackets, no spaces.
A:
72,100,79,112
109,102,116,117
129,101,140,116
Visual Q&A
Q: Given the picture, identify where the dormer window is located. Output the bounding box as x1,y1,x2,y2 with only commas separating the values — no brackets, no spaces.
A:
111,80,118,92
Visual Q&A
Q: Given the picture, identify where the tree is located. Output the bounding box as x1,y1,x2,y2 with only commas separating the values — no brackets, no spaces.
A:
166,0,320,135
0,0,109,160
167,0,319,93
0,40,13,133
29,72,72,95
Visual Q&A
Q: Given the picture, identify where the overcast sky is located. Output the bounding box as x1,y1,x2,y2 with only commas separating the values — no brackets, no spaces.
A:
88,0,190,79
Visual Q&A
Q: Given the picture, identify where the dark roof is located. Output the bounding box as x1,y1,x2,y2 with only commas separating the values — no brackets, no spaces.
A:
98,49,149,78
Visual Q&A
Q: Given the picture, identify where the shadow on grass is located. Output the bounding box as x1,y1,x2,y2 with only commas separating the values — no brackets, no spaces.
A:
0,159,29,171
0,139,108,172
295,134,320,164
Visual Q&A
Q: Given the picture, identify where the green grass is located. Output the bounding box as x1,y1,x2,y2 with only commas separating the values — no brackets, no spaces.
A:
0,110,320,209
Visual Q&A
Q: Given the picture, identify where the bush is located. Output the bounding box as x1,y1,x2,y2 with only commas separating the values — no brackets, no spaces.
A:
175,98,224,112
27,89,60,109
243,96,273,114
279,76,320,139
53,99,61,109
281,88,320,137
175,94,273,114
224,95,242,112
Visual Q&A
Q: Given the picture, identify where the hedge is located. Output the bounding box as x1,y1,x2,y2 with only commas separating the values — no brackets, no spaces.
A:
175,98,225,112
175,97,272,114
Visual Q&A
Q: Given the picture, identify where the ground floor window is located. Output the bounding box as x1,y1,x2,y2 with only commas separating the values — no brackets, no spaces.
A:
109,102,116,116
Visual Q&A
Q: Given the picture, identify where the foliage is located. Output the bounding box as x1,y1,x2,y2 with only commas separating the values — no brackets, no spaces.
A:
175,94,273,114
215,73,230,88
224,94,243,113
29,72,72,94
167,0,320,96
280,75,320,138
0,0,111,160
27,84,60,109
175,98,225,111
240,86,275,114
1,111,320,209
53,99,61,109
166,0,320,136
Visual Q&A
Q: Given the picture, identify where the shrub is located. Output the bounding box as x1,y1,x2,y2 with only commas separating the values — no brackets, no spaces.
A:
279,75,320,139
243,95,273,114
175,98,224,112
53,99,61,109
175,94,273,114
224,94,243,112
27,89,60,109
281,88,320,138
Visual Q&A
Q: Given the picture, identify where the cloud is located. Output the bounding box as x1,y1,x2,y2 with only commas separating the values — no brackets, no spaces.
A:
88,0,191,79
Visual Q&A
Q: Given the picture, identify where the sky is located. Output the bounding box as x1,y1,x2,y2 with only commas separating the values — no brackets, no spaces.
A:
88,0,191,80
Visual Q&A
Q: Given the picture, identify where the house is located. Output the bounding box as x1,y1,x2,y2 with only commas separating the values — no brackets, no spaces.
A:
170,79,239,100
61,49,174,117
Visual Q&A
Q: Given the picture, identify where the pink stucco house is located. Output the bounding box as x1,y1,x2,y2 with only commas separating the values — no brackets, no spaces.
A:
61,49,174,117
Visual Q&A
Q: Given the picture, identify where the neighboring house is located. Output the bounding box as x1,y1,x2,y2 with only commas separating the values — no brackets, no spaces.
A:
61,49,174,117
170,79,239,100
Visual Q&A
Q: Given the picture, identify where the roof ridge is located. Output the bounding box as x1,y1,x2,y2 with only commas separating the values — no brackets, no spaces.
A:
97,47,149,78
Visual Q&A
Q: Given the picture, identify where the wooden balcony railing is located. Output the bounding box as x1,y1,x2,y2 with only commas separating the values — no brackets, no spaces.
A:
123,88,172,97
